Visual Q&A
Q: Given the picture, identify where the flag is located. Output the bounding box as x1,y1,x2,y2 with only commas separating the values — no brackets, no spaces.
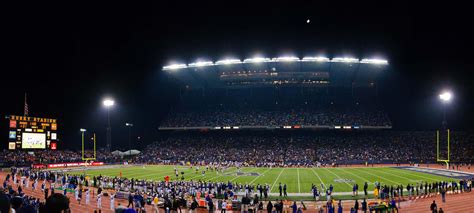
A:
24,93,29,116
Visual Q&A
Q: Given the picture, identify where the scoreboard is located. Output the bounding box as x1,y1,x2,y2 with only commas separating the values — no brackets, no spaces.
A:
7,115,58,150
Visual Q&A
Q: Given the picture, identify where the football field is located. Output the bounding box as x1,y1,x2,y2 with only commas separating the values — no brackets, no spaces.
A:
68,165,458,195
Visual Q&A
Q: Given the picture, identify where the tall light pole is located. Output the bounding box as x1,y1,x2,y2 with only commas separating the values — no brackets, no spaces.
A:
125,123,133,156
438,90,452,169
103,98,115,152
80,128,87,160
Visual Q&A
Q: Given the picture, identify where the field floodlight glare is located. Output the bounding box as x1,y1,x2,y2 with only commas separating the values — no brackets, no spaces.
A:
302,56,330,62
273,56,300,62
188,61,214,67
331,57,359,63
80,128,87,132
439,91,452,103
103,98,115,107
360,58,388,65
126,123,134,127
215,59,242,65
243,57,272,63
163,64,187,70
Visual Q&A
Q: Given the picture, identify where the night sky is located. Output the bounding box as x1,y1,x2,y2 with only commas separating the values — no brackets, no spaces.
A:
2,2,473,150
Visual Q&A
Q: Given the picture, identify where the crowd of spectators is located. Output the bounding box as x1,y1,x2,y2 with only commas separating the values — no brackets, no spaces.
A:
161,108,391,127
0,171,71,213
134,131,474,166
1,131,472,167
0,149,120,167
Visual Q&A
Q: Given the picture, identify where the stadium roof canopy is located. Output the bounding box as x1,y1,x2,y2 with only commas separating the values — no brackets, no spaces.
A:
163,56,388,89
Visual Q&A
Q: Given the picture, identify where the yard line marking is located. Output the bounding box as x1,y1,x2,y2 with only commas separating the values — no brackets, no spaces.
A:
297,168,301,193
323,168,352,188
187,167,224,181
270,168,285,192
387,168,441,182
205,167,239,182
310,167,326,189
249,168,272,184
373,169,418,182
229,167,259,182
357,168,401,185
336,168,371,183
133,169,180,180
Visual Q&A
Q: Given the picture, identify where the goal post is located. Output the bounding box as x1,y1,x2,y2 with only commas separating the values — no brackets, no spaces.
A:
436,129,450,169
82,133,97,161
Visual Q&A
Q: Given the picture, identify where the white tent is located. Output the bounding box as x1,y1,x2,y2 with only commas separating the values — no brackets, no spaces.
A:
123,150,140,156
111,150,140,156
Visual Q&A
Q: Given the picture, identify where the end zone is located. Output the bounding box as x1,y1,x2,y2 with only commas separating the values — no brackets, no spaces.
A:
396,166,474,179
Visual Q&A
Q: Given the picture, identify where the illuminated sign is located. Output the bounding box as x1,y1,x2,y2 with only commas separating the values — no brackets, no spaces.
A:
8,115,58,150
9,120,16,128
51,142,57,150
46,162,104,168
9,131,16,139
8,115,56,123
21,133,46,149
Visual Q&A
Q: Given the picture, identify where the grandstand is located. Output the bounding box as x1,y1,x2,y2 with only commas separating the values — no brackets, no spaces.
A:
161,57,390,130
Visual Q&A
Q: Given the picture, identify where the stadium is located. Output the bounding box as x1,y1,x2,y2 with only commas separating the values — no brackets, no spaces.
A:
1,55,473,213
2,3,474,213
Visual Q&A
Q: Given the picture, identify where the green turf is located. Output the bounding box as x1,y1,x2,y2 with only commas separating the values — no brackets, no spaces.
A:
68,165,457,194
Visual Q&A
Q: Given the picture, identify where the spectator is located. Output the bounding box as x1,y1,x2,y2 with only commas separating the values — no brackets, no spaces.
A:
430,200,437,213
41,193,70,213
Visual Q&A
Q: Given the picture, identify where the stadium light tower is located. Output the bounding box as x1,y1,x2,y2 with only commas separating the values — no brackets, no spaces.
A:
103,98,114,151
437,90,453,169
125,123,133,156
80,128,87,160
439,91,452,129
